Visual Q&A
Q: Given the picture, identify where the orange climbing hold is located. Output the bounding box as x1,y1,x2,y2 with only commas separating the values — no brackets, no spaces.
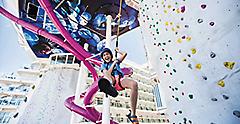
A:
195,64,202,70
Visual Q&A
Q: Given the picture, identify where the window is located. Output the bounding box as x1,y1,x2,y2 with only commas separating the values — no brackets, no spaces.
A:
27,2,39,21
0,112,11,123
153,83,167,110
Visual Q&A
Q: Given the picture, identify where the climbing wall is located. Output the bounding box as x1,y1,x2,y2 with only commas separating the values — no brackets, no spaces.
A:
139,0,240,124
15,68,79,124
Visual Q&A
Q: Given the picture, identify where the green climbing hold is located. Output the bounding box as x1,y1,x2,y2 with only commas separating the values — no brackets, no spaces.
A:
166,63,170,67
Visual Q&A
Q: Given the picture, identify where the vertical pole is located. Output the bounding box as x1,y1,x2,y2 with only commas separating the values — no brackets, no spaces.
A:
70,44,89,124
105,15,112,49
102,15,112,124
42,11,47,29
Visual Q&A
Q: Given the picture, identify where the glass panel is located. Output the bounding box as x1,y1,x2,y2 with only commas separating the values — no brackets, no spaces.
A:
67,55,74,64
51,56,56,64
57,55,66,64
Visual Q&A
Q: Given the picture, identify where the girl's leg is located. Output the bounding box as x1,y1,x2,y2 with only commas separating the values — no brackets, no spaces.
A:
121,78,138,115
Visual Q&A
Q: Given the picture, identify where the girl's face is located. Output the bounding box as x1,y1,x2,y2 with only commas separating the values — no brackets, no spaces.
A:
102,52,112,63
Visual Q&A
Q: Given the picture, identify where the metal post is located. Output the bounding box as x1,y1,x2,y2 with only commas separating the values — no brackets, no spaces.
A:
70,44,89,124
102,15,112,124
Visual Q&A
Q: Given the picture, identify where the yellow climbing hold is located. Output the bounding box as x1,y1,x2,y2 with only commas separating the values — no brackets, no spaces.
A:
217,80,225,87
164,10,168,14
165,22,169,26
176,8,180,13
191,48,196,54
176,25,180,29
168,5,172,9
172,27,175,31
182,58,187,62
177,38,182,43
224,62,235,70
170,22,173,25
195,64,201,70
186,36,192,41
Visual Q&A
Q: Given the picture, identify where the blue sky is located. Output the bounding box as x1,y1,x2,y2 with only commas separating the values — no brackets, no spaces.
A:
0,1,33,73
0,1,147,74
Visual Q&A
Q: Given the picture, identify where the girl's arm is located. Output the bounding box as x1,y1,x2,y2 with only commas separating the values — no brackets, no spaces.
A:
101,61,118,82
101,60,118,79
115,48,127,62
107,60,118,73
102,69,115,82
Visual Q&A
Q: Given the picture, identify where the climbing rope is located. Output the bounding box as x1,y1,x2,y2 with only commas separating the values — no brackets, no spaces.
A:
115,0,123,58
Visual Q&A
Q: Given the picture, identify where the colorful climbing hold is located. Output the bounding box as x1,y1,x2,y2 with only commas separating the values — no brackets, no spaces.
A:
180,81,184,84
182,92,185,95
202,76,207,80
188,64,192,69
177,38,182,43
186,36,192,41
233,110,240,118
201,4,207,9
179,110,182,114
191,48,197,54
197,19,203,23
167,5,171,9
210,52,216,58
166,63,170,67
211,98,218,101
164,10,168,14
195,64,202,70
222,94,229,100
165,21,169,26
209,22,215,26
217,80,225,87
224,62,235,69
181,6,186,13
176,8,180,13
188,94,194,99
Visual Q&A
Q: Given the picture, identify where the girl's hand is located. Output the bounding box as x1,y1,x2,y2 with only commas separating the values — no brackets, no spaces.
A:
114,59,120,63
115,47,120,53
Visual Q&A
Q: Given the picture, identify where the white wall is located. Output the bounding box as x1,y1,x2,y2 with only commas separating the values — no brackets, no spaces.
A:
16,68,79,124
139,0,240,124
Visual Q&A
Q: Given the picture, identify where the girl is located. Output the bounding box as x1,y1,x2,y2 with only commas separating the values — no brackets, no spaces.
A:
99,47,139,124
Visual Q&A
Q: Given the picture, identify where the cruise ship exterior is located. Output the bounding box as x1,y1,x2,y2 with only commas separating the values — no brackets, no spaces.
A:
0,61,42,123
